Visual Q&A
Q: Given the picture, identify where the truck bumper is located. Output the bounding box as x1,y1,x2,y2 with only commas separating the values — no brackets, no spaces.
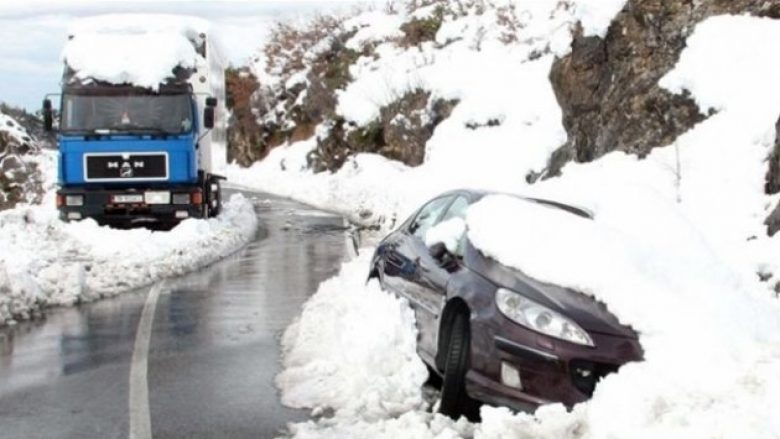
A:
57,186,205,228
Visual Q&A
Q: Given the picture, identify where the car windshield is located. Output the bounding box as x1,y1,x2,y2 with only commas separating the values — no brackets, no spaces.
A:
60,93,194,135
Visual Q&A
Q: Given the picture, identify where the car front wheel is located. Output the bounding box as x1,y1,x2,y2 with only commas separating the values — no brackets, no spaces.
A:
439,312,474,419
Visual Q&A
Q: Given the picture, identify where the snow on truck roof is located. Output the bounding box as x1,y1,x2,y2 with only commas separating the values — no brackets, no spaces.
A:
62,14,216,91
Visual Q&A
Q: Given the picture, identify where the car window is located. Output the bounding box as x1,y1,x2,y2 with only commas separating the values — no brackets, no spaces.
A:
408,196,453,239
438,196,470,257
440,196,469,222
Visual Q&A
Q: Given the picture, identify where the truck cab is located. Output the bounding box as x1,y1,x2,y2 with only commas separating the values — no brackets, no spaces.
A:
44,16,226,228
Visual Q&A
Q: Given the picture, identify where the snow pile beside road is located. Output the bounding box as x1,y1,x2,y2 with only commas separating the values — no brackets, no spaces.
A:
278,252,428,420
278,253,473,439
0,194,257,326
63,14,211,90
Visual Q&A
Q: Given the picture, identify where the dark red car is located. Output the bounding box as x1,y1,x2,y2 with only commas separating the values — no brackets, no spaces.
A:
369,190,643,418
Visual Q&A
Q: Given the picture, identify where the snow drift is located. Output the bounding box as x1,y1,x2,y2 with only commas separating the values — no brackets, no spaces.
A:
0,194,257,326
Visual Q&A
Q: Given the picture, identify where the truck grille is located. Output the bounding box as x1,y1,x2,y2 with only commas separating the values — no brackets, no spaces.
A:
85,153,168,181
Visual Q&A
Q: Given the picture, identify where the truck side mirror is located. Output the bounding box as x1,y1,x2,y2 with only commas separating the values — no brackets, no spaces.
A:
43,99,54,132
203,97,217,129
203,107,215,129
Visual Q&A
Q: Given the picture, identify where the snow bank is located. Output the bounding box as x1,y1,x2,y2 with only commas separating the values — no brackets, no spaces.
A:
277,252,428,420
62,14,211,90
0,194,257,326
278,252,474,438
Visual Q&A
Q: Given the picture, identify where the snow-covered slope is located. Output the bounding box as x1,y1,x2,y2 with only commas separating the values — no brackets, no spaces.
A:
245,3,780,438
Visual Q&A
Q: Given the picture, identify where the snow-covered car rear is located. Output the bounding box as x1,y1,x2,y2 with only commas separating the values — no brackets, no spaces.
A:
370,189,643,418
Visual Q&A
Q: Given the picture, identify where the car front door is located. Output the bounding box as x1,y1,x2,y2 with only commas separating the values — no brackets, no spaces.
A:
414,195,471,357
379,195,454,358
424,195,471,356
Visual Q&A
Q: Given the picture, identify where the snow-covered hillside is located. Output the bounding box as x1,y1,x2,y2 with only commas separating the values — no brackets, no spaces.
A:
222,1,780,437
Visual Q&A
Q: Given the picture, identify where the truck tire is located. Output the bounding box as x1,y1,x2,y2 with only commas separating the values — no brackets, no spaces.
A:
439,312,472,419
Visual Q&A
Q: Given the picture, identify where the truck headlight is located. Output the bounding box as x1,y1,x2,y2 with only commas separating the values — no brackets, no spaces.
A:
495,288,594,347
65,195,84,207
144,191,171,205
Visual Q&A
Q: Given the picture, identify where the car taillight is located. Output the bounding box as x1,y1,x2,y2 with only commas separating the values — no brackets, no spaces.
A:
56,194,64,208
191,191,203,206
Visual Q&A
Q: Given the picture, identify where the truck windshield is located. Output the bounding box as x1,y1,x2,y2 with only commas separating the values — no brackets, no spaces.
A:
61,94,194,135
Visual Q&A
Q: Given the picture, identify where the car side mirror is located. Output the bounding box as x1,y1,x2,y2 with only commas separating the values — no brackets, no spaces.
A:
429,242,448,261
43,98,54,132
429,241,460,272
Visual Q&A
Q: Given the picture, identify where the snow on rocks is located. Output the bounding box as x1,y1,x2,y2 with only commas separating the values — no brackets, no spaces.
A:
0,194,257,326
344,11,405,51
0,112,34,145
62,14,211,90
571,0,627,38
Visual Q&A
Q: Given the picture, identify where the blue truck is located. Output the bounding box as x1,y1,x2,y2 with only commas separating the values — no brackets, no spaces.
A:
43,18,227,228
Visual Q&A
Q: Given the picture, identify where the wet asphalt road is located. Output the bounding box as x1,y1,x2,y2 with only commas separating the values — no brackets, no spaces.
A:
0,191,349,439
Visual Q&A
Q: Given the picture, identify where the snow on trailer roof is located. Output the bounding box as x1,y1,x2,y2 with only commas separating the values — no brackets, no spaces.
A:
62,14,216,91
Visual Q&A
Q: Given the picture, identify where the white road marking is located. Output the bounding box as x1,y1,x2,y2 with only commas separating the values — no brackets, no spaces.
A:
129,282,165,439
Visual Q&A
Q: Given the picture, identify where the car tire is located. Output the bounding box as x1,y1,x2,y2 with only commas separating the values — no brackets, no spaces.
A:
439,312,472,419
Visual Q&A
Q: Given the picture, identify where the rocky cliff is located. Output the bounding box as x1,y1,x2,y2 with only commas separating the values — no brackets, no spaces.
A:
546,0,780,177
0,129,44,211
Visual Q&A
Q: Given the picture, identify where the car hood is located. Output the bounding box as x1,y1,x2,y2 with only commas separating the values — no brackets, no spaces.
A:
466,254,638,339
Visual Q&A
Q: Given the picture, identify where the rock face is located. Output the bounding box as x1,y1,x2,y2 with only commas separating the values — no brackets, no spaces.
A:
765,116,780,236
546,0,779,177
226,67,264,166
308,90,457,173
227,22,360,168
0,131,44,210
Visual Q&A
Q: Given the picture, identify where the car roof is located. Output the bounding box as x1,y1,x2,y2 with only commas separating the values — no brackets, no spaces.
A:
440,189,594,220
